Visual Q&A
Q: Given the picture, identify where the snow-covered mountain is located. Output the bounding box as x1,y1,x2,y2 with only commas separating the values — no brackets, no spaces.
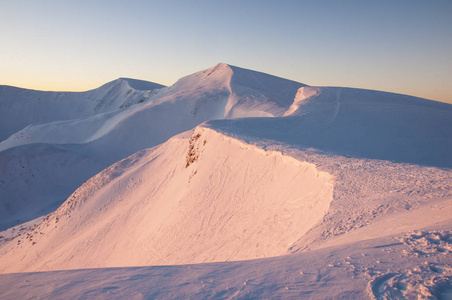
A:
0,63,305,229
0,127,334,272
0,78,165,141
0,64,306,152
208,86,452,168
0,63,451,298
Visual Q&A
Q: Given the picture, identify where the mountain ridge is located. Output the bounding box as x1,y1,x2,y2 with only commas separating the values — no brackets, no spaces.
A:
0,63,309,229
1,64,450,230
1,124,451,273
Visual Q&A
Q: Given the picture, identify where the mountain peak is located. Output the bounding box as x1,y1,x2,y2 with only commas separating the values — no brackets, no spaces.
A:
104,78,165,91
213,62,231,69
201,63,233,78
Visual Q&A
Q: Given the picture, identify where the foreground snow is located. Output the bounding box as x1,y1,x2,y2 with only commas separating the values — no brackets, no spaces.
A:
1,225,451,299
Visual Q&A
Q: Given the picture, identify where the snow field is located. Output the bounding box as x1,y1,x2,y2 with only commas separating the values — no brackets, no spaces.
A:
1,228,451,299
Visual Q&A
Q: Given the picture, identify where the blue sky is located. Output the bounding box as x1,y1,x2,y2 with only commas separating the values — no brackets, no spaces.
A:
1,0,451,103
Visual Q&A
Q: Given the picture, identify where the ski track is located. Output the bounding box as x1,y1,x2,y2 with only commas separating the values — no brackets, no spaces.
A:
323,87,341,129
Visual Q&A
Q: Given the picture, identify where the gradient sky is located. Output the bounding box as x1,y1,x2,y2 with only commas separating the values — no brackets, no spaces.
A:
1,0,451,103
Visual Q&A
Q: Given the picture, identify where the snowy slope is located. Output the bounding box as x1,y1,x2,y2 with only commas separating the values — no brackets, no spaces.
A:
0,126,451,298
0,78,165,141
208,86,452,168
0,127,333,272
0,64,307,228
0,79,166,229
1,226,451,299
226,64,306,118
0,127,450,270
0,63,306,153
0,144,107,230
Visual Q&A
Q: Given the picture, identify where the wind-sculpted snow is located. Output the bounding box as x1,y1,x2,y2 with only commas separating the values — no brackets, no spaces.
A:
118,77,164,91
192,127,452,250
206,87,452,168
226,64,306,118
0,128,333,272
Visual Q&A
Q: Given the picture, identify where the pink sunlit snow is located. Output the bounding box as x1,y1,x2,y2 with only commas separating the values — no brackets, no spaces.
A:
0,64,451,299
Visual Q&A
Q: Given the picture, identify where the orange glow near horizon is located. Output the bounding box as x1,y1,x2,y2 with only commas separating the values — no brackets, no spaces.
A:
1,1,451,104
